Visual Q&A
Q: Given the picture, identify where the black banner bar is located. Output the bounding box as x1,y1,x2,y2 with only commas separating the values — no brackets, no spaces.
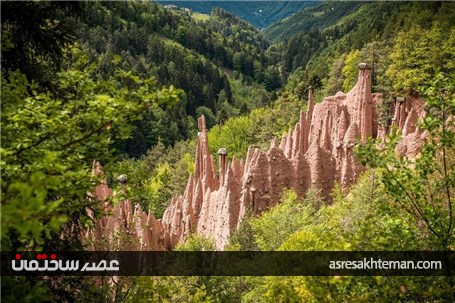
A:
1,251,453,276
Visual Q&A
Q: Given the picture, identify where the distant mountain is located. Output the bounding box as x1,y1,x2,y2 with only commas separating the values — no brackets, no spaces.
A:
263,1,362,42
157,1,319,29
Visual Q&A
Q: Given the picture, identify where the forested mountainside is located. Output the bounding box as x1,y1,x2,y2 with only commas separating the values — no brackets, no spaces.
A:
76,1,277,157
264,1,362,42
157,0,318,29
272,1,455,97
2,0,454,302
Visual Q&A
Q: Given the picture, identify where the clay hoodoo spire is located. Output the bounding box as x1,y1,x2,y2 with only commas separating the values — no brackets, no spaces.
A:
88,63,425,251
296,87,315,156
298,111,307,155
349,63,374,143
195,116,218,190
91,160,112,202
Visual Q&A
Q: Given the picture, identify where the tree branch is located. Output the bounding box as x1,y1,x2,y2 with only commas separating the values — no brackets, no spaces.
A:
385,167,441,240
13,132,54,157
61,121,110,150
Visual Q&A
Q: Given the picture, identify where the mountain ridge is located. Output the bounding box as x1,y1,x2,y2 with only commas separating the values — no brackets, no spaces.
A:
157,0,319,29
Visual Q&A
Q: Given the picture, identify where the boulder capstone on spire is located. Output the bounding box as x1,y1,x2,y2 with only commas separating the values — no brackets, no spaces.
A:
218,148,228,185
87,63,425,251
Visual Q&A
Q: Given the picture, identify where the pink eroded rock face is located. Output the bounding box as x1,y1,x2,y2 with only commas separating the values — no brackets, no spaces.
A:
87,65,425,250
86,161,167,251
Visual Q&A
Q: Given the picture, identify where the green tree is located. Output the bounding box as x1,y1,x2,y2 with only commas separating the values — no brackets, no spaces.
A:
1,50,180,301
175,234,215,251
341,49,361,91
263,66,283,91
249,189,321,251
145,162,172,217
386,23,455,92
1,1,82,87
324,54,346,95
1,49,180,251
257,169,450,302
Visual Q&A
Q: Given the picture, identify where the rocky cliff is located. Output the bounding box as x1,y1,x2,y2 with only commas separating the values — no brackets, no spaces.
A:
86,64,425,250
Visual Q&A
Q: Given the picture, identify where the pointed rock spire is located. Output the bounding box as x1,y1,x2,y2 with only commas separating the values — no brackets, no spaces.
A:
88,63,425,251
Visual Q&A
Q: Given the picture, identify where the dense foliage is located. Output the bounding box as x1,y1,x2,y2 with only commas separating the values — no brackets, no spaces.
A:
1,1,83,88
357,74,455,251
2,0,455,302
1,44,180,303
